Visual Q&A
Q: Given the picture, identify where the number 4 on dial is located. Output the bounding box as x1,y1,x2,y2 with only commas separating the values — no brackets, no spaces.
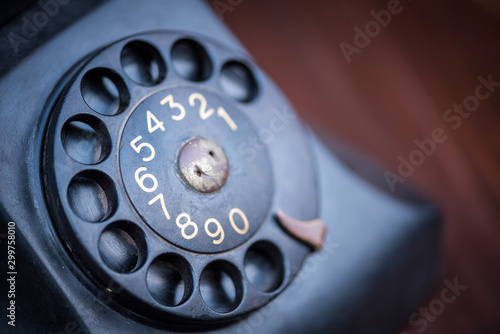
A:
147,110,165,133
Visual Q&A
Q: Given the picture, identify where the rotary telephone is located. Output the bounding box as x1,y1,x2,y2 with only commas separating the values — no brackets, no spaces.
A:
0,1,441,333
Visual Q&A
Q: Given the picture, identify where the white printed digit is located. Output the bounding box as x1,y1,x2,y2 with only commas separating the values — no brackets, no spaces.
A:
204,218,225,244
148,193,171,220
189,92,214,120
176,213,198,239
134,167,158,193
160,94,186,121
130,136,155,161
229,208,249,234
217,107,237,131
146,110,165,133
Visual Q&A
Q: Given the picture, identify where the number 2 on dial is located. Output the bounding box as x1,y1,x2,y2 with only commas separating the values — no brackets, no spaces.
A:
188,92,238,131
189,92,214,120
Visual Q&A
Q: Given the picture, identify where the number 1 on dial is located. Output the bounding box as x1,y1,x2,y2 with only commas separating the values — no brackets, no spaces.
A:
217,107,237,131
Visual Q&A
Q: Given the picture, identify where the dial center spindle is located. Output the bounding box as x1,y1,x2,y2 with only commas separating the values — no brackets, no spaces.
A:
178,138,229,193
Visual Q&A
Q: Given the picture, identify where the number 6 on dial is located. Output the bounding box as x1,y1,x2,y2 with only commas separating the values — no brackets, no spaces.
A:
134,167,158,193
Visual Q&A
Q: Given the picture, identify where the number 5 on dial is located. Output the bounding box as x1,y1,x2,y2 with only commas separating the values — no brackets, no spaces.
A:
130,136,155,161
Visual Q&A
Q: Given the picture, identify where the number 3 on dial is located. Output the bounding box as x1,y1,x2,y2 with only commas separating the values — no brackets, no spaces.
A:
161,94,186,121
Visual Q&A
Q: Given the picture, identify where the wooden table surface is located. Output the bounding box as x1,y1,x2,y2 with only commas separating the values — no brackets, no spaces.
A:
216,0,500,332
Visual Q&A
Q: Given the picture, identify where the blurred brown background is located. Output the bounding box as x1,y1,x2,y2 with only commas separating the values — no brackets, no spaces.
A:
210,0,500,332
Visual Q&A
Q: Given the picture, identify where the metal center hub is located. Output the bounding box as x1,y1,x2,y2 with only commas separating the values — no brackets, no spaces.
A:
178,138,229,193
